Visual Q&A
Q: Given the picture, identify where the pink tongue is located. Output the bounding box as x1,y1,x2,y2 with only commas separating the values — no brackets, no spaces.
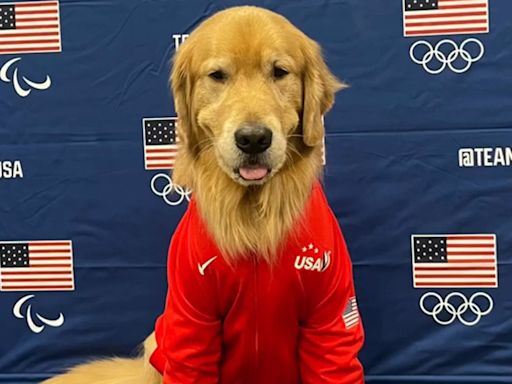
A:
239,167,268,180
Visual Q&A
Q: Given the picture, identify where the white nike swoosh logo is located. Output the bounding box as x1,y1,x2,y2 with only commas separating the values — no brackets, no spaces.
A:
198,256,218,276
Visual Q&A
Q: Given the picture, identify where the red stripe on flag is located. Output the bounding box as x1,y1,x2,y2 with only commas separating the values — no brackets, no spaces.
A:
15,17,59,23
439,4,487,10
447,251,495,256
14,1,58,7
405,11,487,19
146,148,177,153
448,244,494,248
448,259,494,263
406,27,488,35
414,274,496,279
147,156,176,160
406,19,488,27
1,270,72,275
0,285,74,290
448,235,494,240
0,38,60,45
16,10,58,15
2,278,73,282
30,249,71,254
15,24,59,29
27,257,71,261
146,163,174,169
0,46,59,53
30,241,70,246
28,264,72,268
415,282,495,287
415,266,496,271
0,32,59,38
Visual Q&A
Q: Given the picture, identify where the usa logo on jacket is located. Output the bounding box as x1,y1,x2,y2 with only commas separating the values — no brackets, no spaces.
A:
294,244,331,272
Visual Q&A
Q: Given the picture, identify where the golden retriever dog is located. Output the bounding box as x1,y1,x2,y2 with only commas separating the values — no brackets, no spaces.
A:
42,6,362,384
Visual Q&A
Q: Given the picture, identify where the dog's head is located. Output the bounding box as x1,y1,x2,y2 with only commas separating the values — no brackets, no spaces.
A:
171,6,344,187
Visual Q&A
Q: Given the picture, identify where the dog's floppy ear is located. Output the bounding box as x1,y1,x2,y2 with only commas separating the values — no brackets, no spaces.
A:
301,38,346,147
170,42,199,157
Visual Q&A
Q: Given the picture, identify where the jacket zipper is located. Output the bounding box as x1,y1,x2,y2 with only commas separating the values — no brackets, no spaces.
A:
253,260,259,382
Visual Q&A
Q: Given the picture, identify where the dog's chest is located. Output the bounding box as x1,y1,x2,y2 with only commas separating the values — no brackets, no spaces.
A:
210,239,334,323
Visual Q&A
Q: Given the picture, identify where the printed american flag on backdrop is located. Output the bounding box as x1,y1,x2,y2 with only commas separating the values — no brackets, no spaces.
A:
0,240,74,291
342,297,359,329
412,234,497,288
403,0,489,37
0,1,61,55
143,117,179,170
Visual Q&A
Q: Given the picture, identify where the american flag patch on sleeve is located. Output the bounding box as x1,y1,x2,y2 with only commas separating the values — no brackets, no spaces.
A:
342,296,359,329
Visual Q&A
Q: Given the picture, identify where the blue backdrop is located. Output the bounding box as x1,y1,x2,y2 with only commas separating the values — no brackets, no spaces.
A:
1,0,510,383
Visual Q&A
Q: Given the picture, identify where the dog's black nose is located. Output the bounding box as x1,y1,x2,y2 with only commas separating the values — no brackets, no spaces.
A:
235,126,273,154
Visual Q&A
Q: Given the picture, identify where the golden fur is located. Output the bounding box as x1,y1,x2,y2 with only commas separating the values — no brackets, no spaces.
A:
42,6,342,383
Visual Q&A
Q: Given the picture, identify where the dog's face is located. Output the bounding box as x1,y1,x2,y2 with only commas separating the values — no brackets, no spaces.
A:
172,7,343,186
192,27,303,186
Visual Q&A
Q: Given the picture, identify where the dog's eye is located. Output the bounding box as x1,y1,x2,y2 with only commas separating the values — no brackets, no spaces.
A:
273,66,289,79
209,70,227,82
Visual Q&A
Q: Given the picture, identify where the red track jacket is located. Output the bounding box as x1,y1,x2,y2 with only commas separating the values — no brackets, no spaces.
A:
150,182,364,383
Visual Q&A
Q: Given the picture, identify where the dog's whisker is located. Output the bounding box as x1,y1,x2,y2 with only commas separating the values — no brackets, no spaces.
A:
198,143,215,156
194,137,214,149
287,145,306,160
286,134,304,139
189,138,214,155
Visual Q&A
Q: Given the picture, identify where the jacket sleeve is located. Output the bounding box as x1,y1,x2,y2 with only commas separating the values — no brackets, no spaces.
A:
160,231,222,384
299,224,365,383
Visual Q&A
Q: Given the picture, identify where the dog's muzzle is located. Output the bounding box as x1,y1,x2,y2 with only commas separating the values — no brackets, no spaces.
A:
234,125,272,181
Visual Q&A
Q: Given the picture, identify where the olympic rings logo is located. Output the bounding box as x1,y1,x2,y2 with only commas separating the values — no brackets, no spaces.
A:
409,38,484,75
420,292,493,326
150,173,192,206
